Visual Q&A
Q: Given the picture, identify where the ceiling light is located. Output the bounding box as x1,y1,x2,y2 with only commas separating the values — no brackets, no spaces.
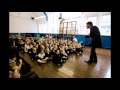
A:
34,16,45,19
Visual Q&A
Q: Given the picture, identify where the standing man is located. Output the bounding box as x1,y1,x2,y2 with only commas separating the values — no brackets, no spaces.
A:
85,21,102,63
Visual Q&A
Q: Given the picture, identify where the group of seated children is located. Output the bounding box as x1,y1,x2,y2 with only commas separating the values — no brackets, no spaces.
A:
10,35,84,66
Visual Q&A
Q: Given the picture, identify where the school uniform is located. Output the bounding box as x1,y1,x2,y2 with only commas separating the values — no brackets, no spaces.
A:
31,51,38,61
35,48,39,54
51,48,57,57
25,44,30,51
57,45,60,48
68,46,72,54
60,51,68,62
34,39,37,42
65,46,70,55
81,42,85,48
36,40,40,44
28,48,33,55
76,43,83,54
72,46,76,52
37,45,41,54
76,48,81,54
48,45,51,51
26,45,31,54
37,53,46,64
45,52,52,60
37,53,45,60
53,53,62,65
18,43,25,52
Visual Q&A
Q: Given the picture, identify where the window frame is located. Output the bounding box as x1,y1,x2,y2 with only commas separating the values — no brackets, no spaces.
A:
99,14,111,36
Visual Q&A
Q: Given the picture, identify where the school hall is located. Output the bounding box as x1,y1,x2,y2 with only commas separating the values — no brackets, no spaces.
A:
9,12,111,78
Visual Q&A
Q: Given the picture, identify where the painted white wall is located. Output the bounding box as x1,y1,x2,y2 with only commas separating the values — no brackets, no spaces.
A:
9,12,39,33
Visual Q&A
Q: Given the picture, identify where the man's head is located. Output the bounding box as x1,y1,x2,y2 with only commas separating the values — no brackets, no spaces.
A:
86,21,93,29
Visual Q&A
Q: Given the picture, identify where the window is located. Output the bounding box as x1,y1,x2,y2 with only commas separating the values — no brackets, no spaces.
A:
74,17,81,34
84,16,97,35
99,14,111,36
44,23,47,33
48,13,54,33
39,12,82,34
47,12,59,33
62,12,81,34
53,12,59,33
39,24,42,33
39,22,47,33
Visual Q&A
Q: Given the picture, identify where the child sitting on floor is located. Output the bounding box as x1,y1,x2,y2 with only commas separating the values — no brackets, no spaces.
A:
53,45,58,52
68,44,72,54
18,39,24,52
71,44,76,53
40,44,45,51
31,47,38,61
53,50,62,65
37,50,47,64
76,43,82,55
45,48,52,60
35,44,40,54
60,49,68,63
80,41,85,48
50,44,54,51
79,41,84,53
28,43,33,55
33,42,36,47
65,44,69,54
24,43,29,53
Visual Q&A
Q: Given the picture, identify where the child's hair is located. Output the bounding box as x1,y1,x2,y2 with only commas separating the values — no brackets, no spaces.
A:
54,45,58,48
46,44,49,47
30,43,33,46
35,44,38,47
65,45,68,49
32,47,36,51
41,45,45,50
76,43,80,48
46,48,49,52
40,50,44,54
56,49,60,54
60,49,64,52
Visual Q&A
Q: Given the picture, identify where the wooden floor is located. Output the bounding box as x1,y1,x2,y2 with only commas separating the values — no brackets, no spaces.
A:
19,47,111,78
